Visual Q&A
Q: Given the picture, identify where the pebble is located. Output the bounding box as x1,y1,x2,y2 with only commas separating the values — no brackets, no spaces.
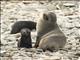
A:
1,1,80,60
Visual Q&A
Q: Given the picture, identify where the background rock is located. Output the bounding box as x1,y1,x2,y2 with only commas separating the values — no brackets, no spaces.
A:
1,1,80,60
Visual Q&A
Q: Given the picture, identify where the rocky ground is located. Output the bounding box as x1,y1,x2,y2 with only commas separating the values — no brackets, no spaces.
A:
0,1,80,60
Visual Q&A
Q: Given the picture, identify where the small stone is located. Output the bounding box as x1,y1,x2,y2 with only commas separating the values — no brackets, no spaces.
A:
63,3,75,7
36,49,43,53
44,56,60,60
78,57,80,60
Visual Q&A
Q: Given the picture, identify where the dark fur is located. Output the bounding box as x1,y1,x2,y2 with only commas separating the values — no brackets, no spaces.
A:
11,21,36,34
18,28,32,48
34,12,66,52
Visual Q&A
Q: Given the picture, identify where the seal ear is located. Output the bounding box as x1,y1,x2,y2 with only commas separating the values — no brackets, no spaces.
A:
43,13,49,21
49,12,57,22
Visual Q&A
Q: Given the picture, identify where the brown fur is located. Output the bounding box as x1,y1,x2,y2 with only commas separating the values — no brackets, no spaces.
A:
38,29,66,52
34,12,66,52
34,12,57,48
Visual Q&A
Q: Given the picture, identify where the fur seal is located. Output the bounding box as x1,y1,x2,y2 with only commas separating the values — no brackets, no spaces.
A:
34,12,66,52
34,12,57,48
18,28,32,48
11,21,36,34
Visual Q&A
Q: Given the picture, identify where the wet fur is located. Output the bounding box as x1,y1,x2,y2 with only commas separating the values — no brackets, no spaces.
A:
11,21,36,34
18,28,32,48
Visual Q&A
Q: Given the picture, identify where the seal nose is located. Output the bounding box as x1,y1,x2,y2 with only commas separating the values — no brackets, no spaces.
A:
23,32,26,34
21,31,26,35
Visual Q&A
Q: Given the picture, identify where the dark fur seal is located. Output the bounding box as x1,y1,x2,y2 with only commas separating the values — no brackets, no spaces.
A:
11,21,36,34
18,28,32,48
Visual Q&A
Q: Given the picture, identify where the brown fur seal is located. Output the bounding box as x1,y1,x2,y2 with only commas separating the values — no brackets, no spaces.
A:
34,12,66,51
38,29,66,52
34,12,57,48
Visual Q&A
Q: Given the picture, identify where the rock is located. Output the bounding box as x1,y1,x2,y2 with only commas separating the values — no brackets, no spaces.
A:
75,52,80,57
63,3,75,7
44,56,60,60
0,50,6,57
78,57,80,60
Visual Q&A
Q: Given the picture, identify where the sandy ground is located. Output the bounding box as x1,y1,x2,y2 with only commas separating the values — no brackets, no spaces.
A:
1,1,80,60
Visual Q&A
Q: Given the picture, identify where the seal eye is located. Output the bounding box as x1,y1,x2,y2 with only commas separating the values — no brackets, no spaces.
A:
26,31,29,34
43,14,49,21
